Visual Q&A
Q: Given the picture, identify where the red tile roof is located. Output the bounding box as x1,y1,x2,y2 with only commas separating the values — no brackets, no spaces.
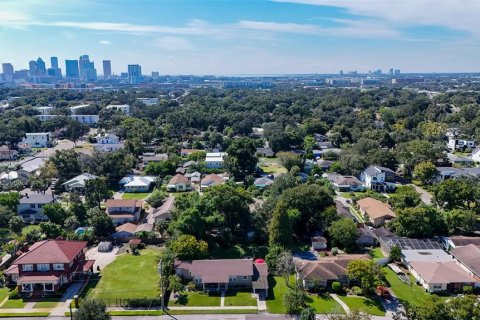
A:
13,240,87,265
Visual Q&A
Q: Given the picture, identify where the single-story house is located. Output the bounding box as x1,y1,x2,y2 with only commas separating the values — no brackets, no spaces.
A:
357,227,376,247
17,193,56,223
356,197,396,227
119,176,156,193
316,159,333,171
174,259,269,295
254,177,274,189
147,196,175,224
180,149,201,157
62,173,97,192
443,236,480,250
111,222,154,240
450,244,480,285
0,145,19,161
256,148,275,157
140,153,168,166
167,174,192,192
324,173,364,192
105,199,143,225
447,153,474,166
200,174,226,191
295,254,370,290
401,249,452,270
379,236,443,255
311,236,327,250
435,167,480,181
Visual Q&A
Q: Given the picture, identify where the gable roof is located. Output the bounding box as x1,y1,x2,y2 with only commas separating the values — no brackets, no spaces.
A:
201,174,224,187
13,240,87,264
357,197,396,220
448,236,480,247
19,193,55,205
169,174,189,185
295,255,369,281
105,199,141,208
364,165,395,176
451,244,480,276
409,261,475,284
175,259,255,283
62,173,97,187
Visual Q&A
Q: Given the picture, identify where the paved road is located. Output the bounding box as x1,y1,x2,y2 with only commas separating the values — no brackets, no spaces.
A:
20,315,295,320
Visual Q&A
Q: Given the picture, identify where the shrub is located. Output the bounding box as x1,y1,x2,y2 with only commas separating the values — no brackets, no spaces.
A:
9,288,20,299
332,247,338,256
463,285,473,294
331,281,342,293
352,286,363,295
146,189,166,208
124,297,161,308
186,281,196,291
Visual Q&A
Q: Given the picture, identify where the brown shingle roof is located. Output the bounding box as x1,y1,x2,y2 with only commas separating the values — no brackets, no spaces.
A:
357,197,396,220
175,259,255,283
295,255,369,281
105,199,141,208
451,244,480,276
201,174,224,186
449,236,480,247
115,223,138,234
13,240,87,265
169,174,189,184
409,261,476,284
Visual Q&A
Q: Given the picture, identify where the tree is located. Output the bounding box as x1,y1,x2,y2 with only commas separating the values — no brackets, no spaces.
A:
64,215,80,231
144,161,177,176
276,251,294,286
390,205,446,238
146,189,166,208
388,186,421,210
8,216,24,234
443,209,477,235
43,203,68,225
413,162,438,185
269,207,297,248
40,222,63,239
0,192,20,211
284,289,305,315
389,245,401,262
277,152,301,172
225,137,258,179
346,260,382,293
65,120,89,146
168,275,184,295
87,207,115,237
74,299,110,320
48,149,81,180
0,206,14,229
300,307,316,320
85,177,112,208
433,178,475,210
328,218,358,253
169,234,208,260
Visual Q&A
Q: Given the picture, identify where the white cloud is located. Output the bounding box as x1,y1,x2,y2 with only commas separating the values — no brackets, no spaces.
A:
99,40,111,45
153,37,194,50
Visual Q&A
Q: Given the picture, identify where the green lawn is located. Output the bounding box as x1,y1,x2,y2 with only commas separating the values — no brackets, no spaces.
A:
86,248,162,300
21,224,41,236
0,312,49,317
224,291,257,306
371,247,385,260
0,288,10,305
382,266,445,307
171,291,221,307
306,294,344,314
33,297,59,308
259,157,287,174
338,296,385,316
209,244,268,260
122,192,151,200
1,299,26,308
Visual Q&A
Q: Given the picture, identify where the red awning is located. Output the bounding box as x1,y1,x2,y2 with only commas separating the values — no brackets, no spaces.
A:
17,275,59,283
81,260,95,272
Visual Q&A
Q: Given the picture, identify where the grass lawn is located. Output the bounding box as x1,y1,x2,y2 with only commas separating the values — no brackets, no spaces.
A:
209,244,268,260
266,275,295,313
382,266,446,307
33,297,60,308
21,224,41,236
0,288,10,304
1,299,26,308
86,248,162,300
259,157,287,174
338,296,385,316
70,309,258,316
371,247,385,260
171,291,221,307
122,192,151,200
306,294,344,314
224,291,257,307
0,312,49,317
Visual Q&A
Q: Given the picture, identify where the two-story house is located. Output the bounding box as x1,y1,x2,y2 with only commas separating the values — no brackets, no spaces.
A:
105,199,143,225
22,133,52,148
205,152,227,169
448,137,476,152
174,259,268,296
4,240,94,293
93,133,124,152
167,174,192,192
0,145,19,161
17,193,56,223
360,165,396,192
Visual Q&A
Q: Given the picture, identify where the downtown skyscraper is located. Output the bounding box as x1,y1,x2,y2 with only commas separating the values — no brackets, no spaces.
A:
79,55,97,81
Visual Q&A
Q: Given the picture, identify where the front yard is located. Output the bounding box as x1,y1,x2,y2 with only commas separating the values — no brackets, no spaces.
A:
170,291,221,307
86,247,162,300
224,291,257,306
338,296,385,316
122,192,151,200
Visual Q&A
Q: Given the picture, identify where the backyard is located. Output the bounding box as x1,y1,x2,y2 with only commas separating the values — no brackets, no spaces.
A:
122,192,151,200
258,157,287,175
86,247,162,300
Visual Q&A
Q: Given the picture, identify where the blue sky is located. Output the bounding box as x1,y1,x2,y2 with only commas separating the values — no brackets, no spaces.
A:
1,0,479,75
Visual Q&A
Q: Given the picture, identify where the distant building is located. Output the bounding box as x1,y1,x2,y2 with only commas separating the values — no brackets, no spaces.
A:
205,152,227,169
22,132,52,148
79,55,97,81
93,133,124,151
102,60,112,78
137,98,159,106
70,114,99,125
50,57,58,69
105,104,130,115
448,137,476,151
360,165,396,192
65,60,79,78
2,63,14,81
128,64,142,84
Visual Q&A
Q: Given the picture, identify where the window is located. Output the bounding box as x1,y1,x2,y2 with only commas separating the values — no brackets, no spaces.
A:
194,276,202,283
22,283,33,292
30,204,35,209
37,264,50,271
53,264,64,271
433,284,442,289
242,276,248,280
22,264,33,271
43,283,54,291
229,276,237,282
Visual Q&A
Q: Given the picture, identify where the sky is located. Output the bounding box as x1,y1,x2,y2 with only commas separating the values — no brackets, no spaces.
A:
1,0,480,75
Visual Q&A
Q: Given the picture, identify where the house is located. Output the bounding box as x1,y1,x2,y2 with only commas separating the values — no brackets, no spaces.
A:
254,176,274,189
356,197,396,227
22,133,52,148
313,133,329,143
205,152,227,169
62,173,97,193
450,244,480,286
70,114,99,125
256,148,274,158
185,171,201,183
111,222,154,240
335,200,355,221
448,137,476,151
324,173,364,192
167,174,192,192
317,141,334,149
443,236,480,250
471,147,480,163
147,196,175,224
200,174,225,191
174,259,268,295
137,98,159,106
436,167,480,181
360,165,396,192
17,193,56,223
105,104,131,115
409,261,476,293
93,133,124,152
119,175,156,193
69,104,90,115
295,254,370,290
105,199,143,225
357,227,376,247
18,157,46,179
311,236,327,250
379,235,443,256
401,248,452,270
0,171,20,185
140,153,168,166
0,146,19,161
447,153,474,166
180,149,200,157
4,240,94,293
316,159,333,171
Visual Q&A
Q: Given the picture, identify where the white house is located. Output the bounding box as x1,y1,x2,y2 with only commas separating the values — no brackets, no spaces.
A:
360,165,396,192
70,114,99,125
36,106,54,115
119,176,156,193
448,137,476,151
205,152,227,169
105,104,130,115
22,133,52,148
471,147,480,163
62,173,97,192
93,133,124,152
105,199,143,225
137,98,159,106
69,104,90,115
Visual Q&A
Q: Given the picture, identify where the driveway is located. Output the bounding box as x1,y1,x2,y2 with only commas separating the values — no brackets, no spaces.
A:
85,246,119,273
412,185,433,205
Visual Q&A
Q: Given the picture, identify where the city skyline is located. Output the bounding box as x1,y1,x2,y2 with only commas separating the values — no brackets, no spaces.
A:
1,0,480,74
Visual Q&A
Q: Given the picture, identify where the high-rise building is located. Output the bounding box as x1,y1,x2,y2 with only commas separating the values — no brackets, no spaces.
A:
79,55,97,81
29,60,39,76
65,60,80,78
50,57,59,69
36,58,46,76
128,64,142,84
103,60,112,78
151,71,159,78
2,63,14,77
